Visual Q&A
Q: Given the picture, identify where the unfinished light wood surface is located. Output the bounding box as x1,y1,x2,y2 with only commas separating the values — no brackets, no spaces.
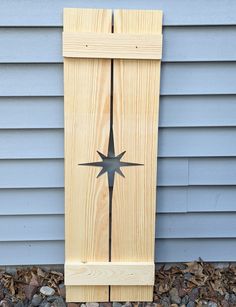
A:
64,8,111,302
63,32,162,59
111,10,162,301
65,262,154,286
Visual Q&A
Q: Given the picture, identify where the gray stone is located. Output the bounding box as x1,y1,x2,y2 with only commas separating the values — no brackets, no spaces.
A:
24,285,38,300
189,288,199,301
47,296,59,303
207,302,217,307
58,284,65,299
81,305,86,307
187,303,195,307
0,300,13,307
229,294,236,304
213,262,229,269
32,295,43,307
181,295,189,305
184,273,193,281
170,288,181,305
86,304,99,307
51,297,66,307
221,301,229,307
40,287,55,297
113,303,122,307
224,292,230,301
160,297,170,307
5,267,17,276
14,302,24,307
39,299,48,307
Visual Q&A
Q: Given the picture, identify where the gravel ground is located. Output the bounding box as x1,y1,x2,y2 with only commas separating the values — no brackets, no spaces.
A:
0,260,235,307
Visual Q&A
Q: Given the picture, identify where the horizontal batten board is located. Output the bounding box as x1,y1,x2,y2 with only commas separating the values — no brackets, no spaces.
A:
0,188,64,215
1,158,236,188
0,97,63,129
160,95,236,127
65,262,154,286
3,128,236,159
1,0,236,26
0,215,64,241
63,32,162,59
1,95,236,129
2,27,236,63
3,212,236,242
2,238,236,265
1,63,236,96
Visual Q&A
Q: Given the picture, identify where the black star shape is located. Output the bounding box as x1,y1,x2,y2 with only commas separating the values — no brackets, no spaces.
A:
79,127,142,187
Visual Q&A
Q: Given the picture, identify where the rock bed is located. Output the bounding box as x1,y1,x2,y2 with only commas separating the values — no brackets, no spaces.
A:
0,261,236,307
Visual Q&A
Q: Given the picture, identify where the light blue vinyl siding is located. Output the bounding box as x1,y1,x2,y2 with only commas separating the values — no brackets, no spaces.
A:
1,0,236,265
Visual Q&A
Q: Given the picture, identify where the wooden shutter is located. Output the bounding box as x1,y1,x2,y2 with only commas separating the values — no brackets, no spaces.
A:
63,8,163,302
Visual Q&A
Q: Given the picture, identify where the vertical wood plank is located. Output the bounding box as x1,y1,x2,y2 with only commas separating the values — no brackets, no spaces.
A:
111,10,162,301
64,8,112,302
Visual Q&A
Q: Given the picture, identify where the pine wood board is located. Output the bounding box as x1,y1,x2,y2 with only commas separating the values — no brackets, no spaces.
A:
111,9,162,301
64,8,112,302
65,262,154,286
63,32,162,59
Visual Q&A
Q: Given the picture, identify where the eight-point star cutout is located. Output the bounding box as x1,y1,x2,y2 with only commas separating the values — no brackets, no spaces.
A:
79,128,143,186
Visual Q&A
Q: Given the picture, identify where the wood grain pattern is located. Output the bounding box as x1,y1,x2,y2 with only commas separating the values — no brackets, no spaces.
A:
65,262,154,286
111,9,162,301
63,32,162,59
64,8,111,302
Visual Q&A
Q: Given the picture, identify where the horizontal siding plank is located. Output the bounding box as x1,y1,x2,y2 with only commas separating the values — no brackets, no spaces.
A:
0,158,236,188
1,239,236,264
0,159,64,188
159,127,236,157
187,186,236,212
2,128,236,158
1,212,235,241
158,186,236,213
0,215,64,241
189,158,236,185
160,95,236,127
157,187,187,213
0,241,64,265
156,213,236,239
0,188,64,215
0,158,187,188
0,97,63,129
2,26,236,63
0,0,236,26
161,62,236,95
1,63,236,96
0,129,63,159
1,186,234,215
156,239,236,263
0,95,236,129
